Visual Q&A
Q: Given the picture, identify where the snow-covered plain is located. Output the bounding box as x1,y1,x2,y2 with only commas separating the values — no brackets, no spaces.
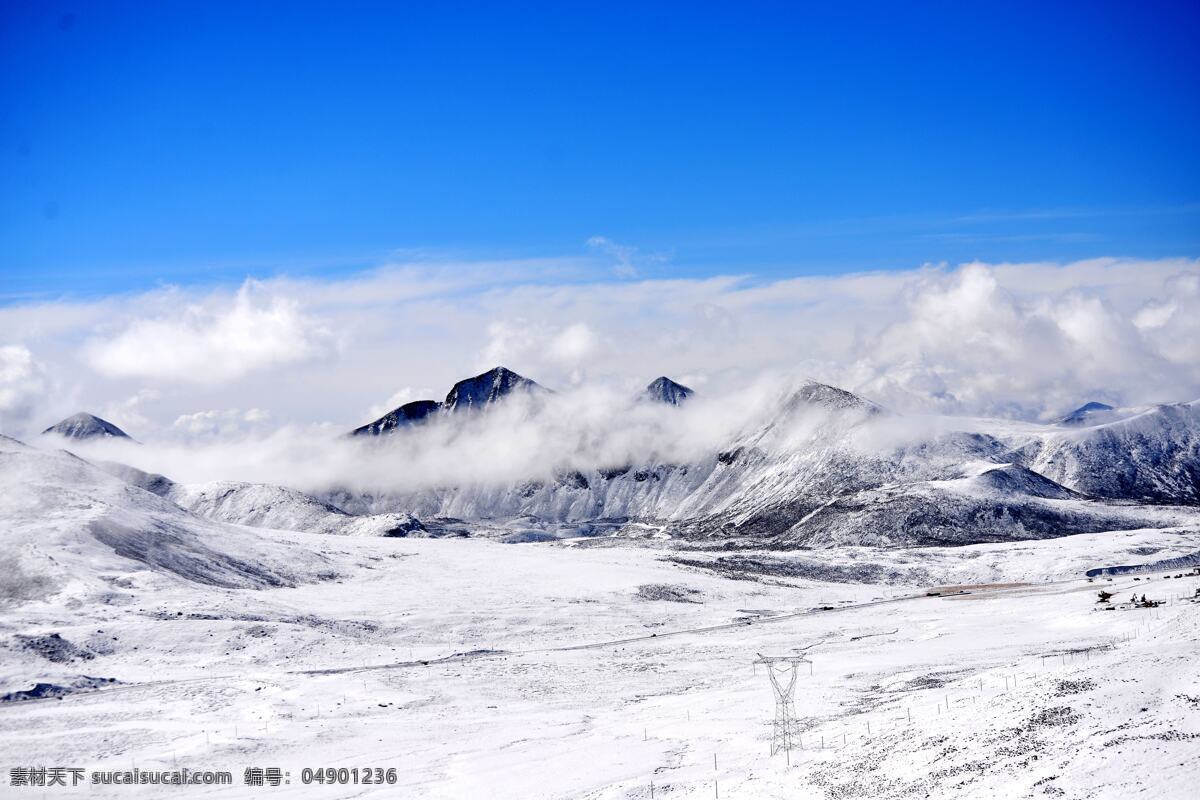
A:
3,498,1199,796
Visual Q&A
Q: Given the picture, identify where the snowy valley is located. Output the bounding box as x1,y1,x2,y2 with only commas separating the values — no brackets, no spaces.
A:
3,367,1199,799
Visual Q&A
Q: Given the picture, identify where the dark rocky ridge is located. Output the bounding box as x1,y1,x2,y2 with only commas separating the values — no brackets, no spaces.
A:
1060,401,1115,426
351,400,441,436
351,366,547,436
352,367,694,436
443,366,546,412
642,376,693,405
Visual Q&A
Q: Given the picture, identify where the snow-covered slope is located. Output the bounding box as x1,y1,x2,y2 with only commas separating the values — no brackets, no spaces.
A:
92,459,177,496
166,481,425,538
0,435,332,597
88,459,431,539
1020,401,1200,504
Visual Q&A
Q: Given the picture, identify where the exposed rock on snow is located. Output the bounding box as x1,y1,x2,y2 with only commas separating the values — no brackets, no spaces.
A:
636,583,702,602
0,676,118,704
17,632,94,663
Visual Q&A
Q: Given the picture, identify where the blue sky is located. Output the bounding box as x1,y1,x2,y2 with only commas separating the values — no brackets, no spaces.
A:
2,0,1199,298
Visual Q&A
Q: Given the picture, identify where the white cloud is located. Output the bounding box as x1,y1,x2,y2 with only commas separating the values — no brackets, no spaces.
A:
843,261,1200,416
477,321,597,386
1,255,1197,441
1130,270,1200,366
548,323,597,364
86,280,331,384
0,345,46,429
479,320,537,371
363,387,422,421
586,236,668,278
173,407,273,439
62,385,758,492
95,388,162,434
242,408,271,423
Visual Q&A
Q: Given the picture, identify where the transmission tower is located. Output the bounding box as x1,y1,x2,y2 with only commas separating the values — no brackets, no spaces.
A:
755,651,811,762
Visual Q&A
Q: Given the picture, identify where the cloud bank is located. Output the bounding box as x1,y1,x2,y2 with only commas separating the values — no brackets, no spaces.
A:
47,376,878,494
2,256,1198,441
0,345,45,427
85,281,332,384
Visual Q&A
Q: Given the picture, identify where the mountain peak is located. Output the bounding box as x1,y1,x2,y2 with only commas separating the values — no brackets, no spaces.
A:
350,366,549,437
1060,401,1115,426
642,376,694,406
42,412,132,441
786,381,881,414
442,366,546,412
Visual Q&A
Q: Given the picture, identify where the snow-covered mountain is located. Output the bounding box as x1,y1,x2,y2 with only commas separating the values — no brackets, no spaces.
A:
29,368,1198,551
1022,401,1200,505
325,379,1200,548
42,412,132,441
